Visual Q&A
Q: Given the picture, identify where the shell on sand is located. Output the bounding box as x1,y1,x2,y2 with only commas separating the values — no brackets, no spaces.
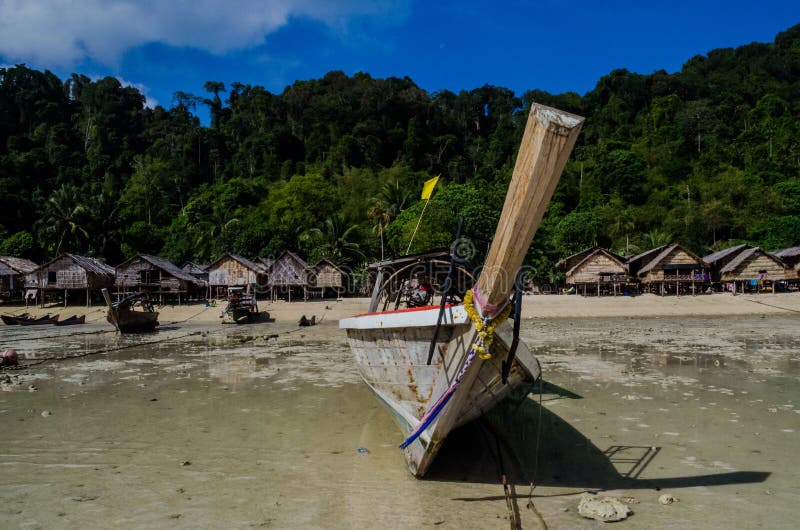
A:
659,493,679,505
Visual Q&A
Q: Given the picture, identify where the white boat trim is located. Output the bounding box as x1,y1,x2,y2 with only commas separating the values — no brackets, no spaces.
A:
339,304,468,330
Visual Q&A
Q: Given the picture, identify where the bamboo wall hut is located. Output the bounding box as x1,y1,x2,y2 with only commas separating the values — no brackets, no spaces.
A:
116,254,204,303
0,256,38,301
556,247,632,296
207,254,268,299
28,254,115,306
629,244,710,295
309,259,347,298
774,247,800,288
717,247,790,293
267,251,309,301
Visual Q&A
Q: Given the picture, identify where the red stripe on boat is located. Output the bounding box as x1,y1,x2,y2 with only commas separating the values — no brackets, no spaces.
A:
351,304,454,318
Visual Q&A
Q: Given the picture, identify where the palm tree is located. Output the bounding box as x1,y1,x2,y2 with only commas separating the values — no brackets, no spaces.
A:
195,204,239,261
39,185,89,255
300,214,364,265
644,228,673,249
367,201,390,260
367,180,412,259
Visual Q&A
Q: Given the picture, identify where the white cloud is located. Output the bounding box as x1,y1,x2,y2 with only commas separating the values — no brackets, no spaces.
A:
115,76,158,108
0,0,406,67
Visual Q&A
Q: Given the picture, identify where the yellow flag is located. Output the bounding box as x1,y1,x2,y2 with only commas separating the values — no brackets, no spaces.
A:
420,175,440,200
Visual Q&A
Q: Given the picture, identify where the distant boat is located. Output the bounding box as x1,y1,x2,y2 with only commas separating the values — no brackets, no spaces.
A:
54,314,86,326
221,288,266,324
102,289,159,333
19,314,59,326
339,103,583,477
1,313,29,325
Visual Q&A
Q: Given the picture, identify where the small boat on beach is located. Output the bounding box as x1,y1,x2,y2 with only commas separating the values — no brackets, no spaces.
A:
1,313,29,325
54,314,86,326
339,103,583,477
19,314,59,326
102,289,159,333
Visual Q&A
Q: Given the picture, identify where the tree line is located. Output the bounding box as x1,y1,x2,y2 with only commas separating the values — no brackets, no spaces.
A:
1,24,798,285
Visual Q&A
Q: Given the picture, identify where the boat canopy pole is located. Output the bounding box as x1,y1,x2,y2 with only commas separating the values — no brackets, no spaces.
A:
501,268,525,384
426,219,463,365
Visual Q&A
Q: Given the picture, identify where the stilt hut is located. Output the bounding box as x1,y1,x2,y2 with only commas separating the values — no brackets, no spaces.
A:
207,254,268,299
702,244,750,290
115,254,204,304
629,244,710,296
556,247,632,296
718,247,790,294
28,254,115,306
774,247,800,290
182,262,210,299
0,256,38,301
267,251,309,302
309,259,347,299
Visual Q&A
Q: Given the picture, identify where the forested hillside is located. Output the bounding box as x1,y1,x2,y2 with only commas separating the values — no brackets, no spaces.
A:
1,24,798,284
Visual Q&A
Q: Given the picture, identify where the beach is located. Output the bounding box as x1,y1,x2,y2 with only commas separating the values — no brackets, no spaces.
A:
1,294,799,528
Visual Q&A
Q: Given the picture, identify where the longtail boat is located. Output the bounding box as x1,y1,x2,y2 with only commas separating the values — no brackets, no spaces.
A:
102,289,159,333
1,313,29,325
19,314,59,326
54,314,86,326
340,103,583,477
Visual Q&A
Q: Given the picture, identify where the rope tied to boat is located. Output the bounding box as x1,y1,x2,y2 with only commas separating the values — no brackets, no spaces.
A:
399,287,512,450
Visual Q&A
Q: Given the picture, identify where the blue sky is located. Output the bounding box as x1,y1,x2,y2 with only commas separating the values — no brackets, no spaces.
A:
1,1,797,113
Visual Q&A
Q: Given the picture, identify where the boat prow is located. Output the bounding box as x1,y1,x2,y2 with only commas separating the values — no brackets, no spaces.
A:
340,305,540,477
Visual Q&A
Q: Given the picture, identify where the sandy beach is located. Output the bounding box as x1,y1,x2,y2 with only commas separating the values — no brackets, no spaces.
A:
1,293,799,528
4,291,800,324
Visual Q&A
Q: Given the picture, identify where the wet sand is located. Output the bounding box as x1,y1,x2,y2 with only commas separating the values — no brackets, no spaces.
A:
1,295,799,528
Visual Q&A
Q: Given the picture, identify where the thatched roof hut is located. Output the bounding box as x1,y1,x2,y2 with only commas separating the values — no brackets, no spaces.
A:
556,247,631,295
267,251,309,301
28,254,115,306
116,254,204,303
628,244,709,295
703,244,750,279
309,258,347,298
0,256,38,300
207,253,268,298
718,247,789,293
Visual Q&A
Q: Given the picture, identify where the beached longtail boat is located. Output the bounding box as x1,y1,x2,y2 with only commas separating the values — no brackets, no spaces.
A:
18,314,59,326
54,314,86,326
340,103,583,477
102,288,159,333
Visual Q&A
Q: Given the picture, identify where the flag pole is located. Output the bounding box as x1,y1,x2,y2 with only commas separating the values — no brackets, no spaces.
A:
405,198,431,254
405,175,440,255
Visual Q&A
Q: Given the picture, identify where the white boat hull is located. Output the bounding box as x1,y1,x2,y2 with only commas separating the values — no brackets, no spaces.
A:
340,305,540,477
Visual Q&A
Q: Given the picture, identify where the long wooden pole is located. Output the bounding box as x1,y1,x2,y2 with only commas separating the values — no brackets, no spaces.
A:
475,103,583,313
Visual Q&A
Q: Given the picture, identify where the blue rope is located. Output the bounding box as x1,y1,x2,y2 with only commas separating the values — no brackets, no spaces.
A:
399,388,455,449
399,348,477,450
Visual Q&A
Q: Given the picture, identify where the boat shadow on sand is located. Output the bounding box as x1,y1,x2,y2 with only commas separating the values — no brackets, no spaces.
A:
425,382,769,495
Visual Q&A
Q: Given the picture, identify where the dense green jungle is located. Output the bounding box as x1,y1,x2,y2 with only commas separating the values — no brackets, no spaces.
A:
1,24,799,284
